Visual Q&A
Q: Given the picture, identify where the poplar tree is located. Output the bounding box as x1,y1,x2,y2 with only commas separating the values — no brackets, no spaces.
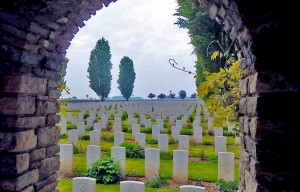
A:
117,56,136,101
87,37,112,101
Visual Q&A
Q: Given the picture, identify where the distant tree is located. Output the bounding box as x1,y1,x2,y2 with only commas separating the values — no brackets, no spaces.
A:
117,56,136,101
190,93,197,99
57,56,70,97
178,90,187,100
60,57,68,84
170,93,176,99
157,93,166,99
87,37,112,101
148,93,156,99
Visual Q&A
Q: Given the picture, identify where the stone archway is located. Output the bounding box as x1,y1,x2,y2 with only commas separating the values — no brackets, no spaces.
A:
0,0,299,191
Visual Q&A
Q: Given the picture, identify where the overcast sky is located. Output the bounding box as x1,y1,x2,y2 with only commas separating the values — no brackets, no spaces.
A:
65,0,197,99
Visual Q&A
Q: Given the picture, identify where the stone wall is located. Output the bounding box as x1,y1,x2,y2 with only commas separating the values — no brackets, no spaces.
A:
0,0,116,191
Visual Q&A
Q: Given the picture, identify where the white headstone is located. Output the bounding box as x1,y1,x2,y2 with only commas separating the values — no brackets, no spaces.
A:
111,146,126,178
93,122,101,131
171,126,181,142
114,132,124,146
67,112,72,122
214,127,223,136
77,113,84,122
86,145,101,168
227,120,234,133
169,116,175,126
144,119,152,128
145,148,160,179
68,129,78,146
120,181,145,192
158,134,168,153
114,123,122,132
235,135,240,144
135,133,145,147
77,122,85,138
89,112,96,119
218,152,234,182
101,117,108,128
193,120,200,128
180,185,205,192
193,126,202,144
131,118,138,125
156,119,164,130
90,130,100,146
176,120,183,128
215,136,227,155
59,144,73,174
173,150,188,184
86,117,94,127
72,177,96,192
128,115,133,123
207,117,213,131
152,125,160,140
178,135,189,151
131,124,140,140
115,118,121,124
71,116,78,125
140,115,146,125
61,120,67,134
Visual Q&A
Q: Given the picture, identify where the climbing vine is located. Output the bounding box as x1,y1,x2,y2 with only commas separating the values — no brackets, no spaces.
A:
198,52,241,132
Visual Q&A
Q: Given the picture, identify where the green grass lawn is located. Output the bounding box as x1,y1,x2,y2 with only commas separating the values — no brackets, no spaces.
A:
59,105,240,191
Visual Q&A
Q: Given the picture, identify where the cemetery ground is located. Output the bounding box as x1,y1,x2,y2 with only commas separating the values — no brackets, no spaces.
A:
57,100,240,192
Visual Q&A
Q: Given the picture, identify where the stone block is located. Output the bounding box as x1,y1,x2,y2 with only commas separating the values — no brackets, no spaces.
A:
34,172,58,191
39,156,60,181
0,96,35,115
2,75,47,94
0,132,16,151
0,169,39,191
11,130,37,152
46,114,60,126
46,145,60,157
37,181,58,192
36,126,60,147
30,148,46,162
0,153,29,175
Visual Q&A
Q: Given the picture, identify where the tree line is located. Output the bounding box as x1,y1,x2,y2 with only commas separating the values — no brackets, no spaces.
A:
147,90,197,100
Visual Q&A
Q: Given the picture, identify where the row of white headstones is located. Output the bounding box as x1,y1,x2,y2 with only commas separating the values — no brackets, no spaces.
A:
60,144,234,183
62,124,228,155
60,100,236,191
73,178,206,192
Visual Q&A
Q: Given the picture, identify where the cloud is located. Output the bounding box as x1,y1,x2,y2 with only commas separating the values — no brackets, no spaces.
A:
65,0,197,99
